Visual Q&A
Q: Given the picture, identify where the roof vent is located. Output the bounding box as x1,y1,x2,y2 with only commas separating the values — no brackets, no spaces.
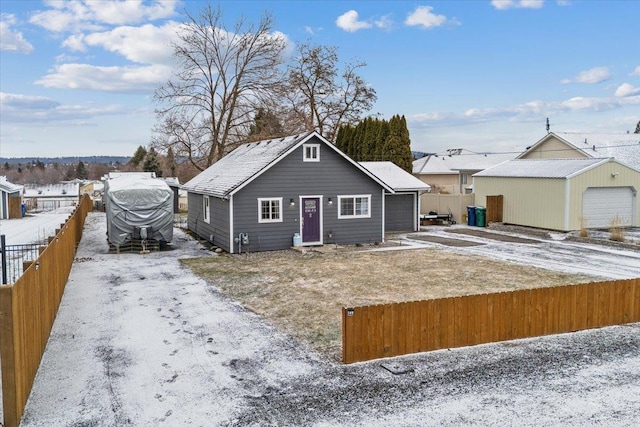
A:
584,138,588,144
592,145,596,151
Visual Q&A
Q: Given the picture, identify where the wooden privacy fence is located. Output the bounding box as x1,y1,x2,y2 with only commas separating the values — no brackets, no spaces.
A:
342,278,640,364
0,195,92,427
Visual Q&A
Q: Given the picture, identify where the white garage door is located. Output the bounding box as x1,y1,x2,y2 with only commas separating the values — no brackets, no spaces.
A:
582,187,635,228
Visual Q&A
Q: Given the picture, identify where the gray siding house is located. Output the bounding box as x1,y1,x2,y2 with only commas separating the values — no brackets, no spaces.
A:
183,131,395,253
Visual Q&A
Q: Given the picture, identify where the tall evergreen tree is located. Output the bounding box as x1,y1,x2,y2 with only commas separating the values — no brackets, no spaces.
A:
635,119,640,134
143,147,162,177
130,145,147,168
76,161,88,179
166,147,177,177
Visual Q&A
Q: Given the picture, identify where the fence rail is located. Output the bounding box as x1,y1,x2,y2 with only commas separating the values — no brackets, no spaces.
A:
342,278,640,364
0,194,92,427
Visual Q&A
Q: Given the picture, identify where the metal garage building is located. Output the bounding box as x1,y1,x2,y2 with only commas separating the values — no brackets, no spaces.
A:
473,158,640,231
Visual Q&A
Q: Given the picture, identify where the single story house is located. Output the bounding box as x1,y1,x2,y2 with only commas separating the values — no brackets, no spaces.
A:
0,176,23,219
473,158,640,230
413,149,514,194
359,161,431,232
518,132,640,170
183,131,418,253
22,182,79,212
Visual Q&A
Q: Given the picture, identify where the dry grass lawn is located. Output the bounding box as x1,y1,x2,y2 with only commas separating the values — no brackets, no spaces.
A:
181,247,593,361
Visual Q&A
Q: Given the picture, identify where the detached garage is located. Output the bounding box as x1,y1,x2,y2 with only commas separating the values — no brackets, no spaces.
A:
473,158,640,231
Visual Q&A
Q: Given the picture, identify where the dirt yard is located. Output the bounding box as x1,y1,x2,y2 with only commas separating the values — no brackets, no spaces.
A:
181,248,592,361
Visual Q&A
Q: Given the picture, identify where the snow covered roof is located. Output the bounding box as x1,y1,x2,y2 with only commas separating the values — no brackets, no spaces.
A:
106,172,156,180
413,151,515,175
359,162,430,191
520,132,640,170
0,176,23,194
473,158,611,178
184,131,392,197
23,182,80,198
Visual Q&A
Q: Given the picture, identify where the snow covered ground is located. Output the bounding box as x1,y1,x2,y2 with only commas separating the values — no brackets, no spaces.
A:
3,213,640,426
0,207,76,245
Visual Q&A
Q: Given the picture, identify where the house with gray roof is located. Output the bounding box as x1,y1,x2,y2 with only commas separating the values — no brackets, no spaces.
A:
473,158,640,230
183,131,426,253
0,176,23,219
518,132,640,170
413,149,515,194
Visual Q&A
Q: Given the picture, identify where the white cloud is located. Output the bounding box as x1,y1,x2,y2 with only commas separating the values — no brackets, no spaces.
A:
410,94,640,126
81,22,179,64
304,26,314,35
556,0,572,5
336,10,372,32
0,91,129,124
405,6,450,29
374,15,394,30
561,67,611,84
0,92,60,109
615,83,640,97
29,0,179,33
35,63,172,93
491,0,544,10
0,14,34,53
631,66,640,76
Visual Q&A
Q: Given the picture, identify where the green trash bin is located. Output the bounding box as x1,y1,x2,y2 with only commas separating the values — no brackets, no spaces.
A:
475,206,486,227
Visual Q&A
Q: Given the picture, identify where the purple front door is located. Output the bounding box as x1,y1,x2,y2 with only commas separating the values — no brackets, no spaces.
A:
302,197,321,244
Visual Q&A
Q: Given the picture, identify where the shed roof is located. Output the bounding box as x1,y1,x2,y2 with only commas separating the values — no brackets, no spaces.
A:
359,162,431,192
0,176,23,194
184,131,392,197
23,182,80,197
473,158,610,178
413,151,515,175
519,132,640,170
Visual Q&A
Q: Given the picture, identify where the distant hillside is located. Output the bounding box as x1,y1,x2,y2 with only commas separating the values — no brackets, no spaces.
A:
1,156,131,165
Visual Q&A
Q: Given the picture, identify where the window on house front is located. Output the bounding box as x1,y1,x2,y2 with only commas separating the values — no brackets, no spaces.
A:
461,174,469,185
258,198,282,223
203,195,210,223
303,144,320,162
338,195,371,219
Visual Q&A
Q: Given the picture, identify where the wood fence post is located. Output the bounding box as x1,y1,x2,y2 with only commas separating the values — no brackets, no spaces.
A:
0,285,19,427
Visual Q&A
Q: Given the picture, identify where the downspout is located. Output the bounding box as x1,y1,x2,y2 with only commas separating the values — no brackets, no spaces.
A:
381,188,386,242
229,194,234,254
564,178,571,231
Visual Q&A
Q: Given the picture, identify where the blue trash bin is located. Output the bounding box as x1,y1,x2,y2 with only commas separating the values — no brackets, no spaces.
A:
21,203,26,217
467,206,476,226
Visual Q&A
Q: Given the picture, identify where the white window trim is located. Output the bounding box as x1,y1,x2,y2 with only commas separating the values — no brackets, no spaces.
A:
338,195,371,219
303,143,320,162
258,197,283,223
203,195,210,223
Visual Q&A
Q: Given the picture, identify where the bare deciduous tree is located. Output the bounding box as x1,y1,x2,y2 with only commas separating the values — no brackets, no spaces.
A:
281,43,377,142
152,4,287,170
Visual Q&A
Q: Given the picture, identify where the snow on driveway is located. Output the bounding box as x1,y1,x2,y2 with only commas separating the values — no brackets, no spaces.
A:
12,213,640,426
399,226,640,280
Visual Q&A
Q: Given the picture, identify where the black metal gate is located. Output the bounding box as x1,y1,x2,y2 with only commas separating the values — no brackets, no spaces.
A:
1,235,45,285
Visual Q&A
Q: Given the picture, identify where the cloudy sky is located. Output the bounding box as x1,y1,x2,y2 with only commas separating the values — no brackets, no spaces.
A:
1,0,639,158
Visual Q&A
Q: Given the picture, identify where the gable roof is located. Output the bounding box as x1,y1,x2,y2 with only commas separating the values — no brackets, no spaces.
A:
359,162,431,192
473,158,612,179
413,151,515,175
183,131,392,198
0,176,23,194
518,132,640,169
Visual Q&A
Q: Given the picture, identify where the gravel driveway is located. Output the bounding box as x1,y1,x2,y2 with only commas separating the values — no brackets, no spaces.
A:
14,213,640,426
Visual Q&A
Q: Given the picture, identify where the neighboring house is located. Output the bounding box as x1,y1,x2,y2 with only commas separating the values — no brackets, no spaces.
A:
183,131,397,253
359,162,431,232
0,176,23,219
518,132,640,170
473,158,640,231
23,182,80,212
413,149,515,194
163,177,181,214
